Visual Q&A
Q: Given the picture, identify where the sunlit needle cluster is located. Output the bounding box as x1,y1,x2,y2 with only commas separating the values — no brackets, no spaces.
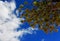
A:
19,0,60,33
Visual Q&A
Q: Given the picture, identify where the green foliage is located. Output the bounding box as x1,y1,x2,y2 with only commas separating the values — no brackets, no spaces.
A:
19,4,24,8
24,1,28,5
18,0,60,33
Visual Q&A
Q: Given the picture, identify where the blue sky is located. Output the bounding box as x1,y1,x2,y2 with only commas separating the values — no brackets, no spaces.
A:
1,0,60,41
15,0,60,41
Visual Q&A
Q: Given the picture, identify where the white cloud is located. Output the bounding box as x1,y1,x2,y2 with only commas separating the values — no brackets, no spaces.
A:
0,0,33,41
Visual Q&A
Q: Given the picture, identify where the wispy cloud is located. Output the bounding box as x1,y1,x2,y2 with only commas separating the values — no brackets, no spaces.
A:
41,39,44,41
0,0,33,41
